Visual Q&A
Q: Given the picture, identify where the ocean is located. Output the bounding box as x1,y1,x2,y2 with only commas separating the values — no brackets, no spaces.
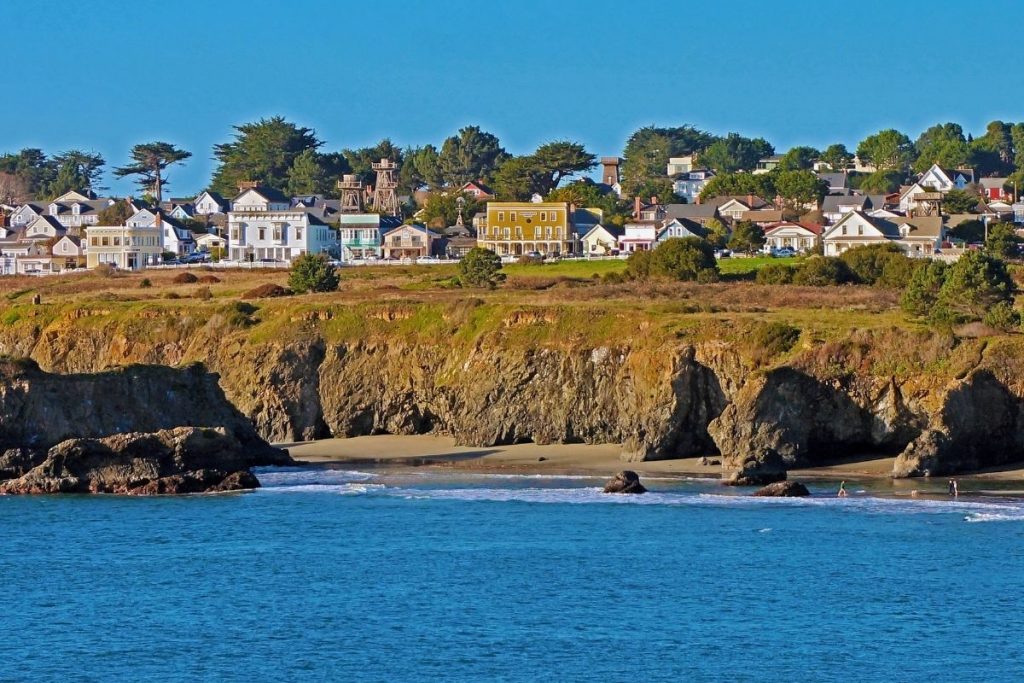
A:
3,466,1024,682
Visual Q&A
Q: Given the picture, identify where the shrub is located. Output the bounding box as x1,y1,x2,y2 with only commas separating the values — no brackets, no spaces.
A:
517,254,543,266
194,286,213,300
625,249,654,280
458,247,505,288
173,272,199,284
650,237,719,282
139,278,152,289
983,301,1020,332
901,260,948,317
756,263,797,285
198,275,221,284
793,257,852,286
163,292,181,300
751,321,801,357
839,243,905,285
95,263,116,278
935,250,1015,322
985,223,1021,261
241,283,290,299
288,253,340,293
224,301,259,327
876,253,917,289
602,271,626,284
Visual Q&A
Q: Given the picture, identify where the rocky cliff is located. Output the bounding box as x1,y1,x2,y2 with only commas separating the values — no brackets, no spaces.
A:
1,300,1023,480
0,359,290,493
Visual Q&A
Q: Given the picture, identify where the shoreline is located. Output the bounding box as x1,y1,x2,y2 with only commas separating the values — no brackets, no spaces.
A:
282,435,1024,490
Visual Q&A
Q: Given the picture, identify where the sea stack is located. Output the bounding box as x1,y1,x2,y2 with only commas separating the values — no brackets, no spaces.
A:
603,470,647,494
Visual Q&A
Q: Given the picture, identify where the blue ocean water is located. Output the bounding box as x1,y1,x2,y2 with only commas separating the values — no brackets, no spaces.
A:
3,467,1024,682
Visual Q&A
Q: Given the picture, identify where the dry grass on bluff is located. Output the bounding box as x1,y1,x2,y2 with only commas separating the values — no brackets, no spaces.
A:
0,262,901,318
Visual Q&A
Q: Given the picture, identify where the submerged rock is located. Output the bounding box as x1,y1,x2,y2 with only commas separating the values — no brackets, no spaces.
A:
753,481,810,497
603,470,647,494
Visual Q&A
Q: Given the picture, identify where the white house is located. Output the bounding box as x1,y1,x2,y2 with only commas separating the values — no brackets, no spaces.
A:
822,210,942,258
8,202,46,228
227,186,337,262
196,232,227,254
127,209,196,256
671,169,715,202
618,222,660,252
763,222,822,253
46,190,114,228
579,224,621,255
193,191,228,215
656,218,707,244
918,164,974,192
822,195,871,224
23,215,66,242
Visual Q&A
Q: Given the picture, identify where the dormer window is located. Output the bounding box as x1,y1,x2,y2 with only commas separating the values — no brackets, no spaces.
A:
72,204,80,215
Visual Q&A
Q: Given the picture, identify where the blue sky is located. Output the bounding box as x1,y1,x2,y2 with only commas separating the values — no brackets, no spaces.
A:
5,0,1023,195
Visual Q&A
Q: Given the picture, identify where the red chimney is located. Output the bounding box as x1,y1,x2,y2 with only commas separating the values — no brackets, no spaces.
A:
650,196,658,205
634,196,641,219
747,194,755,207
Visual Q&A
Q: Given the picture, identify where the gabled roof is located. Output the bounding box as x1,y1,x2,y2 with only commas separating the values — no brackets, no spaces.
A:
979,177,1009,190
382,223,441,238
233,186,289,204
461,180,495,195
581,223,623,240
816,172,848,189
26,215,65,232
663,203,718,220
705,195,772,211
195,190,227,205
822,194,869,213
764,221,823,236
742,210,785,223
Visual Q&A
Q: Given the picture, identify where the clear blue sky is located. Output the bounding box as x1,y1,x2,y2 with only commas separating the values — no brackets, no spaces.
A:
5,0,1023,196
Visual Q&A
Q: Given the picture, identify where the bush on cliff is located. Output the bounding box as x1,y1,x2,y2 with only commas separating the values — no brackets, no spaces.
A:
288,253,339,293
241,283,290,299
792,257,851,286
458,248,505,288
983,301,1021,332
173,272,199,284
901,260,948,318
625,249,654,279
935,250,1015,323
750,321,801,359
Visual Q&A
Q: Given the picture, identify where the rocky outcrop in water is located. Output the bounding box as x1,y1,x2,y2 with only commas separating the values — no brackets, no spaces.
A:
603,470,647,494
753,481,810,497
0,361,291,494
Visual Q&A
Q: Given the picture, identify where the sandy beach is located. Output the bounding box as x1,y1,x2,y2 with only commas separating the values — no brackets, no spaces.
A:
283,434,1024,487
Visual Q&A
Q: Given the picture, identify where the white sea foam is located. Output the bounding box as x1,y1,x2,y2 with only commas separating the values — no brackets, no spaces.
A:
251,467,1024,520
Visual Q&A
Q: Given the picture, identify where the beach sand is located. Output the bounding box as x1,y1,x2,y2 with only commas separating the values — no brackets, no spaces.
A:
284,434,1024,484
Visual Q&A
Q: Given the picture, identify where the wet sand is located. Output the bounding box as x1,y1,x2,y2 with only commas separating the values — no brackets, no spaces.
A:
283,435,1024,484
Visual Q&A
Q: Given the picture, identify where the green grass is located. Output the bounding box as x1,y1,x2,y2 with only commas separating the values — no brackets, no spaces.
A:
717,256,798,276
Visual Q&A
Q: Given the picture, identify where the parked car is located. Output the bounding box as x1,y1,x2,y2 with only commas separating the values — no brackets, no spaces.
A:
771,247,796,258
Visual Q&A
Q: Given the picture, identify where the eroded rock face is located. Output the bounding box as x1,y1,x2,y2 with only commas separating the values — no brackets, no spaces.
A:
0,427,286,495
893,371,1024,477
603,470,647,494
753,481,810,497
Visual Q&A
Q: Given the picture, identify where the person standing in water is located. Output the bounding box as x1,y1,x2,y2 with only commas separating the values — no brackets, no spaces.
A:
837,481,848,497
948,479,956,496
953,479,959,497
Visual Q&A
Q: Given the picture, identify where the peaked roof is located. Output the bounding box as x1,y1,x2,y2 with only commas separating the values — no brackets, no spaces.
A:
705,195,772,210
233,186,289,204
664,203,719,219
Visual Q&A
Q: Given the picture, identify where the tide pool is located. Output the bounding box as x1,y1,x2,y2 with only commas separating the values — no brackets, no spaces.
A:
3,467,1023,681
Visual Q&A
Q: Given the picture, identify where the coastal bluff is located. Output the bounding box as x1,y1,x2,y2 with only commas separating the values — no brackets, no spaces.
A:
1,299,1024,481
0,360,291,494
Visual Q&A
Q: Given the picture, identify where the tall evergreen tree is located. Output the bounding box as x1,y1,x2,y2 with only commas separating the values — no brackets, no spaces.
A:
113,141,191,202
211,116,321,195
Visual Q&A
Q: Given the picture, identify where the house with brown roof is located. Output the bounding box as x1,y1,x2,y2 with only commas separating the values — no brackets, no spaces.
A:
822,210,942,258
763,222,822,253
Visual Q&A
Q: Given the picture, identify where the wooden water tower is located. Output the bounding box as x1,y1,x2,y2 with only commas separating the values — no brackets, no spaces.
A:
337,174,365,212
371,158,400,216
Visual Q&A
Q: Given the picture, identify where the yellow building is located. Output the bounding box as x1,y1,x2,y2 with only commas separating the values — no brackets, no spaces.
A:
86,223,164,270
479,202,579,256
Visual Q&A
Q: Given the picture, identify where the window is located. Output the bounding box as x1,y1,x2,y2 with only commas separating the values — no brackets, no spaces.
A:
503,227,510,239
515,227,522,239
101,237,109,246
296,227,303,241
841,226,847,235
273,226,282,241
510,212,516,222
534,227,541,238
113,237,121,246
258,227,266,241
230,228,239,241
498,212,505,221
540,211,547,221
546,227,552,239
857,225,863,235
